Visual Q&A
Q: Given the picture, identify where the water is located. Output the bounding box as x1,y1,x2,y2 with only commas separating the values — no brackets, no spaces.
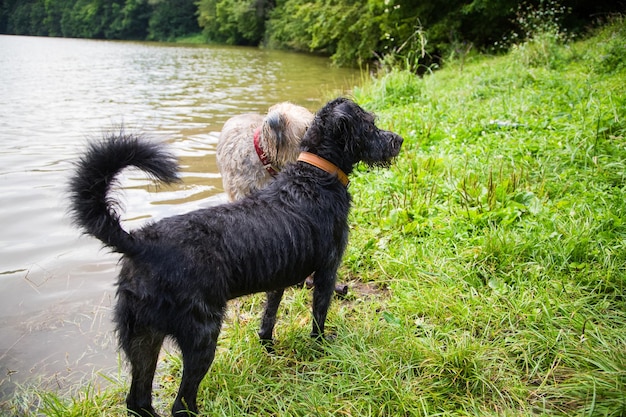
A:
0,35,359,400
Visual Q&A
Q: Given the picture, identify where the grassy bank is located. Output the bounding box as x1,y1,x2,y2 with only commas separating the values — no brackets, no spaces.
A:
174,33,208,45
5,18,626,417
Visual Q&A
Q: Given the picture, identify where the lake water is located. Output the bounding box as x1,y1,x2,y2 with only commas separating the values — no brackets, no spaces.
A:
0,35,359,401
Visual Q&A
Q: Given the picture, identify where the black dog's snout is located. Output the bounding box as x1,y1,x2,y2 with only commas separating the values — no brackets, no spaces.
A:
388,132,403,155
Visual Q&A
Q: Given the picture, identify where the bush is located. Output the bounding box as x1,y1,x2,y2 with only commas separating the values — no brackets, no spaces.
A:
197,0,267,45
589,16,626,74
147,0,199,41
509,0,572,68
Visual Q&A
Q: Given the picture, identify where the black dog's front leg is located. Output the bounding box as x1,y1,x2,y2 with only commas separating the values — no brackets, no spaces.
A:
310,269,337,339
258,289,285,346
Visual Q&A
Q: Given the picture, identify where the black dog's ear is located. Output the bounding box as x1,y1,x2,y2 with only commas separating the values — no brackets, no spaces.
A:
303,98,365,151
329,100,360,137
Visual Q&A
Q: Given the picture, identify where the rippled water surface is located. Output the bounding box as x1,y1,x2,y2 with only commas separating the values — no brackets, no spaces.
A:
0,35,359,400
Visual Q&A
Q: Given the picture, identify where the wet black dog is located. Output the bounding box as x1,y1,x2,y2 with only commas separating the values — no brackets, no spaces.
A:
68,98,402,416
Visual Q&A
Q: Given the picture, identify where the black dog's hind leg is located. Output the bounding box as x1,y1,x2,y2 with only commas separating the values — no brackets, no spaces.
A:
258,289,285,347
125,328,166,417
311,269,337,339
171,319,221,416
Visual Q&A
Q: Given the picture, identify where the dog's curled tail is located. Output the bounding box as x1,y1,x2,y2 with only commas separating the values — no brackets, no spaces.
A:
68,132,179,255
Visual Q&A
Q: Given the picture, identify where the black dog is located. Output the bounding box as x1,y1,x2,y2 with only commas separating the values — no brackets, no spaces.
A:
68,98,403,416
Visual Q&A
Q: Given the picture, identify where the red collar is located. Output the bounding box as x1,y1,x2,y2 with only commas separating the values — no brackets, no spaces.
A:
297,152,349,187
253,127,278,176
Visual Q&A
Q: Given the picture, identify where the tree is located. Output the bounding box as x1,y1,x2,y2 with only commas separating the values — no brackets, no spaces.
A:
148,0,199,41
107,0,150,39
197,0,270,45
2,0,624,68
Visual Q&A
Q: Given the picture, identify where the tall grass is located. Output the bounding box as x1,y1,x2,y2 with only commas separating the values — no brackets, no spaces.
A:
3,17,625,417
348,16,626,416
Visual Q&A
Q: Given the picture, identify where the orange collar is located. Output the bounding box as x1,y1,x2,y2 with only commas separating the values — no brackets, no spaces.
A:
297,152,349,187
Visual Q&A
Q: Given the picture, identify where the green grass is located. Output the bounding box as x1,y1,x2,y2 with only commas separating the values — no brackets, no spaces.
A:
174,33,209,44
4,18,626,417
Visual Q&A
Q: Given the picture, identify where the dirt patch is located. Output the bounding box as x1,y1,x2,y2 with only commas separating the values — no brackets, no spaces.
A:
334,280,390,301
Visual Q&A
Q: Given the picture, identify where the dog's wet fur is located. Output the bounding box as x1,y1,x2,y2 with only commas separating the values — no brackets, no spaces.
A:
68,98,403,416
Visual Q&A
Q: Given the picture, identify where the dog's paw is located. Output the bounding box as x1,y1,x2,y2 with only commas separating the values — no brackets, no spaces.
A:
259,337,276,353
310,332,336,342
127,406,162,417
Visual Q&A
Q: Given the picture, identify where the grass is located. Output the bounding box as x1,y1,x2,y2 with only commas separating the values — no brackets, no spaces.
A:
3,17,626,417
174,33,209,45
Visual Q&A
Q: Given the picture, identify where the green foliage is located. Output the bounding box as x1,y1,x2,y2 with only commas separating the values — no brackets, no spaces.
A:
354,69,423,107
1,0,624,68
1,0,198,41
58,0,115,38
508,0,572,69
347,17,626,414
263,0,312,52
266,0,440,68
196,0,267,45
586,17,626,74
107,0,151,40
147,0,199,41
5,0,50,35
264,0,622,69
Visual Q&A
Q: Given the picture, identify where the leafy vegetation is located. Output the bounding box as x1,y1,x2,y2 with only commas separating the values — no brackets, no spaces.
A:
1,0,623,67
346,17,626,415
196,0,268,46
3,15,626,417
0,0,199,41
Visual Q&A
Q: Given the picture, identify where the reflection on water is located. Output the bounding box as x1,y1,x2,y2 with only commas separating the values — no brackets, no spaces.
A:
0,35,359,400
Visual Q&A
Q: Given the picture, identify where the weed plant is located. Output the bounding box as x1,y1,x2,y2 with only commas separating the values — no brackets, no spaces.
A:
508,0,572,69
3,17,625,417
